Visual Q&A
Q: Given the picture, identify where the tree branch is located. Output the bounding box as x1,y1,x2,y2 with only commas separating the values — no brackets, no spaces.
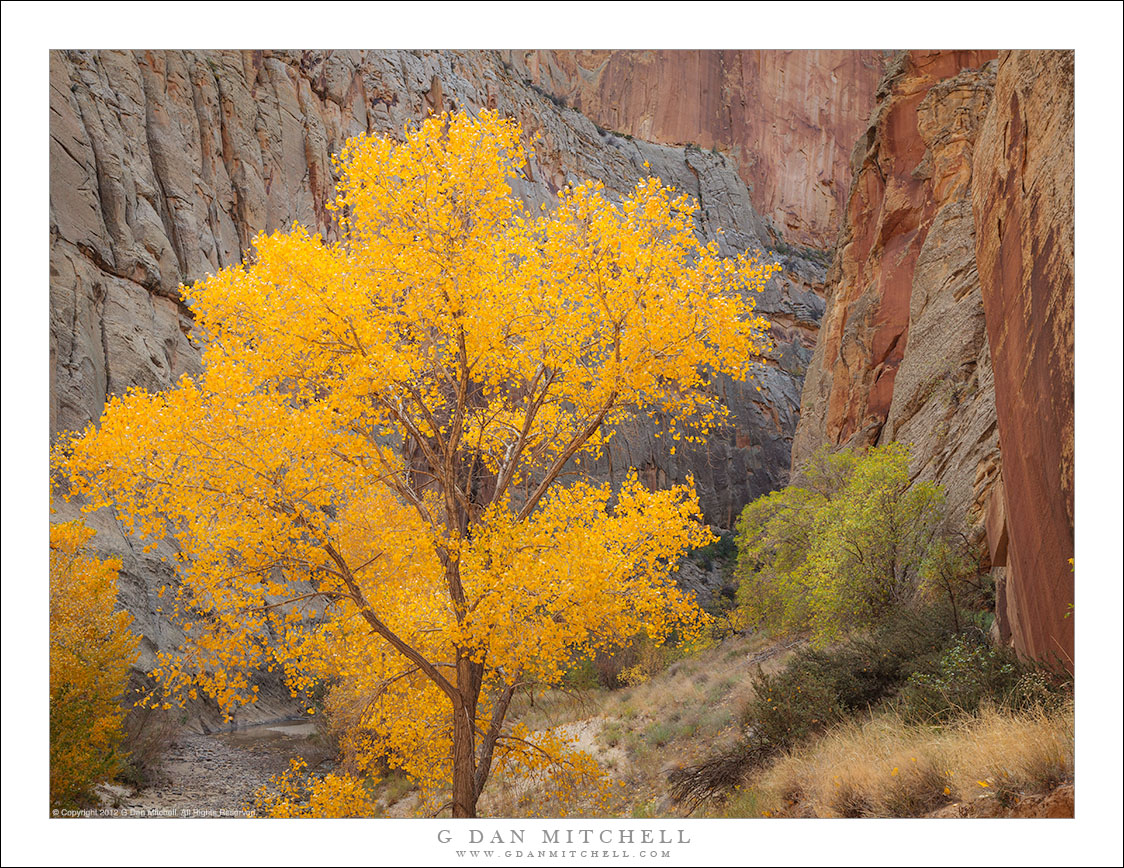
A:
492,365,554,505
518,394,617,521
473,677,522,797
320,539,459,704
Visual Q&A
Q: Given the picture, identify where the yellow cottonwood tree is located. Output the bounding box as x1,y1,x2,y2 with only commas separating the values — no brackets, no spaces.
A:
50,521,139,810
58,111,778,817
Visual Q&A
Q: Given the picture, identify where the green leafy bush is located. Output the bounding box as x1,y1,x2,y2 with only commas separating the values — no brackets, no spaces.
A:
897,635,1071,721
670,603,957,808
742,605,955,754
735,443,947,642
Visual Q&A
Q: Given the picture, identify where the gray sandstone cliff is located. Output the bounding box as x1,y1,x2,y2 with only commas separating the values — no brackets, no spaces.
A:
50,49,845,526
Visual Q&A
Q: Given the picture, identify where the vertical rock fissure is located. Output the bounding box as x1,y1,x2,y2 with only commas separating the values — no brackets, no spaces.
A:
96,282,111,405
138,55,189,281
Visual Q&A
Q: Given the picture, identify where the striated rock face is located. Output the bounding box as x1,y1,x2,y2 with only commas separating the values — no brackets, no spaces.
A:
791,49,1075,669
51,50,880,705
501,50,885,248
50,50,834,530
791,51,1001,542
971,51,1074,669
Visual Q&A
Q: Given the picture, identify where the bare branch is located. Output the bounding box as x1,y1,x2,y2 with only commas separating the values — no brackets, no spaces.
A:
474,676,522,796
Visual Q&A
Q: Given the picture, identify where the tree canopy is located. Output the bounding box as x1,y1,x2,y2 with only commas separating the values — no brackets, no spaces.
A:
735,443,947,643
57,110,778,816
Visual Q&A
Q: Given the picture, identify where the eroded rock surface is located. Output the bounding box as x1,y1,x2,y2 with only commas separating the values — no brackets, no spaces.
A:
971,51,1074,668
50,50,831,529
51,51,869,702
790,50,1074,668
791,51,1001,542
502,50,885,247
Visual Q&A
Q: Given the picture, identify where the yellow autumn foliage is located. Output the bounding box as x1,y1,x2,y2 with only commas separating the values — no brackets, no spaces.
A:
50,521,140,810
254,758,380,818
58,110,778,816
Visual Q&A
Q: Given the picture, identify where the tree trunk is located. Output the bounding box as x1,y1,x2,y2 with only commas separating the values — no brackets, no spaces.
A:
451,652,484,817
451,696,477,817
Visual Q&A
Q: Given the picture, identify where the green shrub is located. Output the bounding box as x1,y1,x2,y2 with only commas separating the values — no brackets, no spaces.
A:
742,605,955,754
673,443,1073,812
897,635,1071,721
735,443,948,642
599,721,624,748
644,721,679,748
690,533,737,571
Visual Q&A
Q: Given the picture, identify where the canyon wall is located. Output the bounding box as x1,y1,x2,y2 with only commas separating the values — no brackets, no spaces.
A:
790,50,1074,668
50,50,852,531
971,51,1075,668
502,50,886,248
50,49,1075,670
792,51,1001,537
49,48,1076,688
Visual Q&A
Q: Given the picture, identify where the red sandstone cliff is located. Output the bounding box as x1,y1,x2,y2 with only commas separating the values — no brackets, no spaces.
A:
971,51,1074,668
502,50,885,248
792,50,1001,527
791,50,1075,668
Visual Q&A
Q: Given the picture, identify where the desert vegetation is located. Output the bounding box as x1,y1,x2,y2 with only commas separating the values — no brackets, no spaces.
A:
666,445,1073,817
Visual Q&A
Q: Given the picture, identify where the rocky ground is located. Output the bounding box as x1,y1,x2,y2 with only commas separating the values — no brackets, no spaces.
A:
97,721,328,818
928,784,1075,819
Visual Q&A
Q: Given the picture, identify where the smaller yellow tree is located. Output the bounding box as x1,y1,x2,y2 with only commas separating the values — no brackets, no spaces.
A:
49,521,140,810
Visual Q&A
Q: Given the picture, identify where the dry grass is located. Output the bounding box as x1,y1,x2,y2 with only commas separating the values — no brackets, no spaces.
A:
478,630,796,817
371,628,1074,820
713,700,1074,818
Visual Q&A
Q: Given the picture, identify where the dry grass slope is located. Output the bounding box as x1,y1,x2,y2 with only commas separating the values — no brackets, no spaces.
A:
372,629,1073,819
712,700,1074,818
477,630,795,817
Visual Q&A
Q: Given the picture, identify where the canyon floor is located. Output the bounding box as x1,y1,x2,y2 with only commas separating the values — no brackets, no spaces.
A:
99,631,786,818
98,720,328,818
99,629,1072,820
